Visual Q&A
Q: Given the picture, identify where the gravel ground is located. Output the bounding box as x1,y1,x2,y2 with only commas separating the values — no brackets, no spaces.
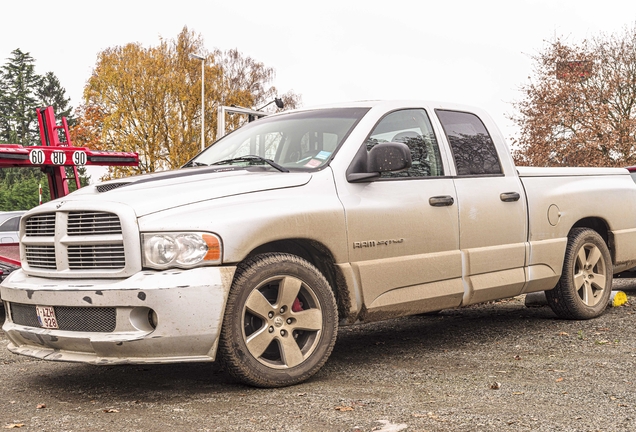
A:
2,280,636,431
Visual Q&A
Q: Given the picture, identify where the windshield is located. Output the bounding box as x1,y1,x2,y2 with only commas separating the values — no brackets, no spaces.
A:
188,108,369,171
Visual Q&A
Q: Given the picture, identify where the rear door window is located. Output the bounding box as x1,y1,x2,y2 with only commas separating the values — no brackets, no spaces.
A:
436,110,502,176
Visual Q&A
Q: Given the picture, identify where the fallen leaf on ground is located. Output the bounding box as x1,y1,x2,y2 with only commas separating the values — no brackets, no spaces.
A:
556,378,564,382
36,404,46,409
490,382,501,390
102,408,119,413
335,406,354,411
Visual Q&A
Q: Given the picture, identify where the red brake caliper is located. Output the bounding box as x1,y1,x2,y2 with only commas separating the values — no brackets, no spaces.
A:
292,298,303,312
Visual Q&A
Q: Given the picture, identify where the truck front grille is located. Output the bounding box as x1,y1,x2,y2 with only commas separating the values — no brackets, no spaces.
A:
9,302,117,332
23,211,126,271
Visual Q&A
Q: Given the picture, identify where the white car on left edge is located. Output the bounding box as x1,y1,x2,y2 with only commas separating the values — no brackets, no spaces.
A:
0,211,26,243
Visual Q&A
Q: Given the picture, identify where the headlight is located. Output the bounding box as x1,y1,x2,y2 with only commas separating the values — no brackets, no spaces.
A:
142,232,222,269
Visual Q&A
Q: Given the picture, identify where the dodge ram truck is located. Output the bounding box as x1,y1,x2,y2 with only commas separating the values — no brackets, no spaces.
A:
3,100,636,387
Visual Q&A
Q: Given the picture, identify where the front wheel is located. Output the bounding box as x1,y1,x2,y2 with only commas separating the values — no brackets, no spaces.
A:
546,228,613,319
219,253,338,387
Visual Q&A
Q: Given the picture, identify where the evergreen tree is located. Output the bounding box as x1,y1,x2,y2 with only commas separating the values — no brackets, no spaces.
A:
0,48,90,210
0,49,42,145
0,170,51,210
37,71,74,125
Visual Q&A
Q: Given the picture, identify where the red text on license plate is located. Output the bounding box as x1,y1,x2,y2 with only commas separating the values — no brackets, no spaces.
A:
36,305,59,329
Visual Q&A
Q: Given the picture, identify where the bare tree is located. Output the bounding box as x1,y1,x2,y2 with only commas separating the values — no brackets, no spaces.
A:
511,24,636,167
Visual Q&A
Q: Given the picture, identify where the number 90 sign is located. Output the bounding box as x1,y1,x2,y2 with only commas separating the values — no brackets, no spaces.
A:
72,151,87,165
28,149,87,166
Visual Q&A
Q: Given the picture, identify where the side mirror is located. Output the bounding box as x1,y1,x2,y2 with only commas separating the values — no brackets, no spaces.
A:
346,142,412,182
368,142,411,172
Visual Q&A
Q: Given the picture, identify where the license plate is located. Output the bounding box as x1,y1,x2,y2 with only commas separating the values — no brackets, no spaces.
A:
36,305,59,329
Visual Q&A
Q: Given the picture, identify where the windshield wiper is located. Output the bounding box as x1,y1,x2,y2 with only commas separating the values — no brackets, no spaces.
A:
182,160,209,168
210,155,289,172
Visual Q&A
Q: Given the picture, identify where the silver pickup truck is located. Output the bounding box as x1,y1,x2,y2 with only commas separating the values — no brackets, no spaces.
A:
3,100,636,387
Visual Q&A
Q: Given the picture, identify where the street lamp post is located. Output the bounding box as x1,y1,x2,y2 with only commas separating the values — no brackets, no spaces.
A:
189,53,205,152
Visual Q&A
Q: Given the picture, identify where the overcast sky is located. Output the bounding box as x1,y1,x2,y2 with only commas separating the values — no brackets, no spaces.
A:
2,0,636,175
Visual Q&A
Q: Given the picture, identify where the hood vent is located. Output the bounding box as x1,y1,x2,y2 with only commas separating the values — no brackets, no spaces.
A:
96,182,131,193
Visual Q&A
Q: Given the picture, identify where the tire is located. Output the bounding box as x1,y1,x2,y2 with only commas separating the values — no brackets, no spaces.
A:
546,228,613,320
219,253,338,387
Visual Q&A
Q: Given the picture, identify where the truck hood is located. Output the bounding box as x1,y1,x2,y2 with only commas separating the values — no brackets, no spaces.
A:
60,168,312,216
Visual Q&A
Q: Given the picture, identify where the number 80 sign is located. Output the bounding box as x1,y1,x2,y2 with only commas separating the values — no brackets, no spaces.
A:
28,149,87,166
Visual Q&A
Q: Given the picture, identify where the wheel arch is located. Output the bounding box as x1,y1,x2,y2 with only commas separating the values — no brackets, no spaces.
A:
242,239,350,321
546,225,613,319
570,217,615,264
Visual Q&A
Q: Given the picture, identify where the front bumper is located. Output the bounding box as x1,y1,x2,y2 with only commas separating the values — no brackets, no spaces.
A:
1,266,236,364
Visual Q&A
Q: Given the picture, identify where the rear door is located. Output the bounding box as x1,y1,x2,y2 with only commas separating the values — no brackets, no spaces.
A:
436,110,528,304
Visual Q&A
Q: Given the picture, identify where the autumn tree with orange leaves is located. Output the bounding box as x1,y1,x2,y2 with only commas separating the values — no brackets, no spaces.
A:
71,27,300,179
511,24,636,167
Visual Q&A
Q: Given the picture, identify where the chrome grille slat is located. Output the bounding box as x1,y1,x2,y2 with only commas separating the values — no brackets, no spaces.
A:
68,245,125,269
25,213,56,236
25,245,56,269
68,212,122,235
9,302,117,332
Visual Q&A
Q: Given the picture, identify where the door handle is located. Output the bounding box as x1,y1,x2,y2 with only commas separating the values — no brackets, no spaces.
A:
500,192,521,202
429,195,455,207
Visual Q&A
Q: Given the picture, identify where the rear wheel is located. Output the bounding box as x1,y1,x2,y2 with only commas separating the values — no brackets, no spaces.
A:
219,253,338,387
546,228,612,319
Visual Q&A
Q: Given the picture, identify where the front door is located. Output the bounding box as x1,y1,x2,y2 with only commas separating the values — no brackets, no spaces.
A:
337,108,463,318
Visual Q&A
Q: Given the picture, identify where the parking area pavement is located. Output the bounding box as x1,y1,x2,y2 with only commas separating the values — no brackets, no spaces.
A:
1,281,636,431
